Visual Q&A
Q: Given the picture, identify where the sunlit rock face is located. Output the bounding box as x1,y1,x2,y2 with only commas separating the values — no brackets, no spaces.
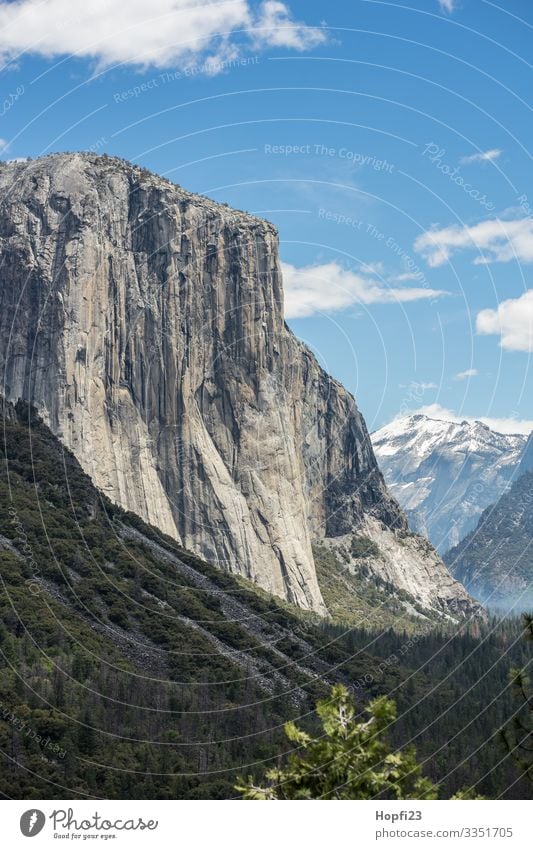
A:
0,153,478,617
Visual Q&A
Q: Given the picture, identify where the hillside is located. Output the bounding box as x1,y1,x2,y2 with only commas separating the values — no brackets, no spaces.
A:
445,471,533,612
0,398,528,799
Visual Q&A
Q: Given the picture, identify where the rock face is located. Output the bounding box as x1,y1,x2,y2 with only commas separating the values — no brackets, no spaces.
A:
0,153,477,616
323,516,478,620
373,414,526,553
444,471,533,612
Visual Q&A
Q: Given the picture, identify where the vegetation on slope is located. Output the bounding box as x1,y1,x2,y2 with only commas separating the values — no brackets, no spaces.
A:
0,400,530,799
237,685,477,800
503,614,533,784
313,543,437,633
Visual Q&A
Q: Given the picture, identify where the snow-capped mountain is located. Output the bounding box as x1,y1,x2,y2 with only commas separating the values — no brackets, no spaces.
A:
372,414,527,554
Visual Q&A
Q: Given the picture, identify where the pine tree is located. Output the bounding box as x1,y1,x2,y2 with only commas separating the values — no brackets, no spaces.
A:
503,614,533,784
236,685,440,800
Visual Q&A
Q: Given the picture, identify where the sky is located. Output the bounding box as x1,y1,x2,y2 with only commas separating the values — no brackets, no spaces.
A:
0,0,532,434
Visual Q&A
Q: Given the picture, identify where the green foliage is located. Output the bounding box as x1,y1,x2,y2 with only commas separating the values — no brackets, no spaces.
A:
502,614,533,784
313,544,435,633
237,685,439,799
350,534,381,560
237,685,485,800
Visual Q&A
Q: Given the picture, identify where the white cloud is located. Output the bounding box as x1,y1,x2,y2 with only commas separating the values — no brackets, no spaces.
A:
251,1,325,50
414,217,533,267
438,0,456,11
399,381,438,390
388,271,425,283
0,0,324,70
358,261,385,276
281,261,446,319
477,290,533,352
409,403,533,436
460,148,502,165
0,138,8,151
455,368,478,380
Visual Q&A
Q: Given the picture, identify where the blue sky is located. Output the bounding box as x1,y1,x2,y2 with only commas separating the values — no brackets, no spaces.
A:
1,0,532,433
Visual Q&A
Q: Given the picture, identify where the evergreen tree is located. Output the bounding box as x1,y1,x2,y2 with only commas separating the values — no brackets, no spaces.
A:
503,614,533,784
236,685,440,800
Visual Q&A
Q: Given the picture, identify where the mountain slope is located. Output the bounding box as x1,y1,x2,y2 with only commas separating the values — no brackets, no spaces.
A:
517,431,533,478
0,396,405,798
372,414,525,553
444,470,533,611
0,152,475,618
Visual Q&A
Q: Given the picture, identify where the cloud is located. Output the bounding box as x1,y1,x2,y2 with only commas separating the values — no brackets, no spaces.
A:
414,217,533,267
251,1,325,50
409,403,533,436
358,261,385,275
460,148,502,165
476,290,533,352
0,138,7,151
399,381,438,390
388,271,425,283
281,261,447,319
438,0,456,11
455,368,478,380
0,0,325,70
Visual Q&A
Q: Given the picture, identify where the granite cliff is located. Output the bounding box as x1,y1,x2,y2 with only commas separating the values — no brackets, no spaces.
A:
0,153,478,617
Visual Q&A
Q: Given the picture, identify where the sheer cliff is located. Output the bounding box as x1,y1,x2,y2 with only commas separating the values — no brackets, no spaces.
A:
0,152,477,617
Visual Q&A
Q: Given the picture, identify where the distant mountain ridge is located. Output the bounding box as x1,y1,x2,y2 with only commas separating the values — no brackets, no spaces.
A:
372,414,527,554
444,470,533,611
517,432,533,478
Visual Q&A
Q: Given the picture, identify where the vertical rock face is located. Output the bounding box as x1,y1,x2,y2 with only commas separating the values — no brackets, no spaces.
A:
0,153,477,616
